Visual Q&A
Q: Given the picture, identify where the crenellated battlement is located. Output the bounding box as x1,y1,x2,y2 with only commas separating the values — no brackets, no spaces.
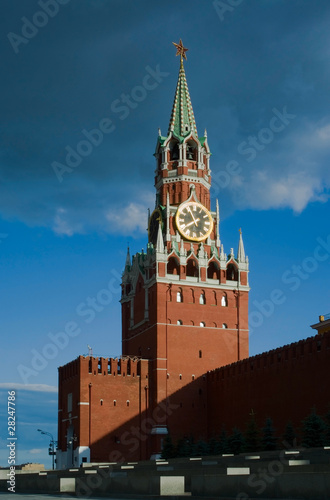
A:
83,355,144,377
59,355,148,382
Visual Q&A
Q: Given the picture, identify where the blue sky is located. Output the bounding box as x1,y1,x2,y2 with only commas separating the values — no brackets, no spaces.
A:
1,0,330,467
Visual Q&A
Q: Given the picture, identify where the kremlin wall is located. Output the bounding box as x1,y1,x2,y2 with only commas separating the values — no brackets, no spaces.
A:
57,324,330,468
208,326,330,439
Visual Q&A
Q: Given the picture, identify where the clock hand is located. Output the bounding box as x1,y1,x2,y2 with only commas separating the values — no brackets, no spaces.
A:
187,206,198,224
185,218,200,228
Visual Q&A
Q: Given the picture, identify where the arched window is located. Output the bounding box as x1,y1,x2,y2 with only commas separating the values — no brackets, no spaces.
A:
186,258,198,278
170,141,179,161
221,293,228,307
186,140,197,161
222,323,228,329
226,264,238,281
207,261,220,280
176,288,183,303
177,319,183,325
200,321,205,327
190,288,195,304
167,257,179,275
199,292,206,305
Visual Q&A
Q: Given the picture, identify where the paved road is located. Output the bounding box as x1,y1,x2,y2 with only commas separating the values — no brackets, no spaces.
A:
0,496,132,500
0,496,80,500
0,496,126,500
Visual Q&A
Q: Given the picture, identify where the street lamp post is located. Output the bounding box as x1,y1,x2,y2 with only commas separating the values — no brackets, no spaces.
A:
37,429,56,470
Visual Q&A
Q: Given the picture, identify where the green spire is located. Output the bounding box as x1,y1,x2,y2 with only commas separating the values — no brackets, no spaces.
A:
168,58,198,140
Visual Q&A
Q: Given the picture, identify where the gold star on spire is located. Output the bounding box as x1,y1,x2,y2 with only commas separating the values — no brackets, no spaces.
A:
172,39,188,61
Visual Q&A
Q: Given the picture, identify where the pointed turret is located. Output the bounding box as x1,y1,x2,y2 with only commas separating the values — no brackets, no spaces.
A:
168,58,198,139
237,229,246,262
156,222,164,253
125,246,131,270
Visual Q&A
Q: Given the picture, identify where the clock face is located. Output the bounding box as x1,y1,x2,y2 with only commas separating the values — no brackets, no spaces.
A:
175,201,213,241
148,208,162,245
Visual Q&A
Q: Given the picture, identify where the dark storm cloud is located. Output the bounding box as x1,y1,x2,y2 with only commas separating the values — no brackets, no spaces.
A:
1,0,330,234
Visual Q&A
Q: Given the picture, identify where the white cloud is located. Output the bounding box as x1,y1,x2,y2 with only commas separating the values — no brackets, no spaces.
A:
19,421,56,426
53,207,83,236
296,120,330,151
233,170,328,213
315,123,330,144
50,190,155,237
0,383,58,393
227,117,330,213
108,202,148,234
106,192,154,236
29,448,43,454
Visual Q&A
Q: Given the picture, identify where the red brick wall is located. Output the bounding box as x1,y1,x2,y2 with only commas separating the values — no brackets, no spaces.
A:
160,182,210,209
58,358,81,452
124,283,248,363
121,280,249,444
58,356,150,462
207,331,330,441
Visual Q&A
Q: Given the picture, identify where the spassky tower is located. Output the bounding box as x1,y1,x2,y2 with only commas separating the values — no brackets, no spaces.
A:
120,40,250,454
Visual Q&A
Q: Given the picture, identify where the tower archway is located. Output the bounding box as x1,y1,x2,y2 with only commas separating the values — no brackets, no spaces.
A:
186,258,198,278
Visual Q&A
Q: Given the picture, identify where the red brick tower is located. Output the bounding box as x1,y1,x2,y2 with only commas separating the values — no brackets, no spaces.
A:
121,41,250,456
57,41,250,469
